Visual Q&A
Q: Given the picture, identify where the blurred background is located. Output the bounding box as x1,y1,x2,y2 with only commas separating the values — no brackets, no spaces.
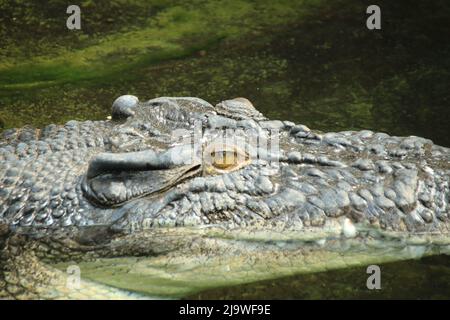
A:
0,0,449,146
0,0,449,298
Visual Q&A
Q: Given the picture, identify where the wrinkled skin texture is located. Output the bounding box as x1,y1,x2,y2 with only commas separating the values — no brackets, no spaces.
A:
0,96,449,299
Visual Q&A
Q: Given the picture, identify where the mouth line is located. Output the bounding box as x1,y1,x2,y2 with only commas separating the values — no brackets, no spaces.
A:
141,163,202,198
83,162,202,208
121,162,203,204
114,221,450,249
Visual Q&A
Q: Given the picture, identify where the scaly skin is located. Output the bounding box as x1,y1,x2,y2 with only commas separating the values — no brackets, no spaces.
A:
0,96,449,299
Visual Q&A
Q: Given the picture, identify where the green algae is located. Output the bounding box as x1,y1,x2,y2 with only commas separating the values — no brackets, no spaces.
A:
0,0,322,89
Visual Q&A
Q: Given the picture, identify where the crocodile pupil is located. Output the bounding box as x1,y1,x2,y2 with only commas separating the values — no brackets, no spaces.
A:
211,150,239,169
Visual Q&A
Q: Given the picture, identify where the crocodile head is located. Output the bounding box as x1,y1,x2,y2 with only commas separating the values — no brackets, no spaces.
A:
0,96,449,299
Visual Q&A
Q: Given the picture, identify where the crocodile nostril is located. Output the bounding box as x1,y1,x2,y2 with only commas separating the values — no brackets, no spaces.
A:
112,95,139,120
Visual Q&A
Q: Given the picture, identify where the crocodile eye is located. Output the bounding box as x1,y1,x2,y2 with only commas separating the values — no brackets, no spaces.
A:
211,150,240,169
204,143,250,173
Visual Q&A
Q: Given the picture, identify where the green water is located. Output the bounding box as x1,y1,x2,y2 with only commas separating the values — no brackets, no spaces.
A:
0,0,449,299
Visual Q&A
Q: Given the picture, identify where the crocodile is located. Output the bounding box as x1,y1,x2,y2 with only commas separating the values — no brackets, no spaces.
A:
0,95,449,299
